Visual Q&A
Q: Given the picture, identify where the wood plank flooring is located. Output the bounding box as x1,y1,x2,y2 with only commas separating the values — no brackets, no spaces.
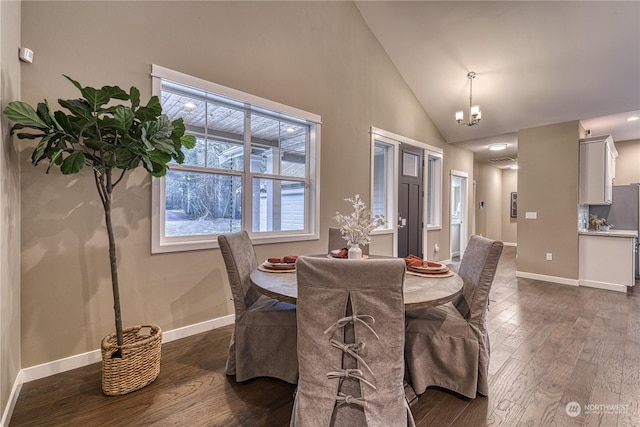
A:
10,246,640,426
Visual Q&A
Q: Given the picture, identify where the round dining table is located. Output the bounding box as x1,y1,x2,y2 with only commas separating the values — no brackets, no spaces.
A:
250,256,464,310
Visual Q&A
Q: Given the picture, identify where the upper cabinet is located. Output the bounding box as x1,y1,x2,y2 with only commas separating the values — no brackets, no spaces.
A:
579,135,617,205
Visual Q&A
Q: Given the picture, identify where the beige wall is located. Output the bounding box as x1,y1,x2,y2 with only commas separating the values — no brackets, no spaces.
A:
19,1,473,367
614,139,640,185
473,162,502,241
424,144,475,261
517,121,581,280
501,169,517,244
1,0,22,417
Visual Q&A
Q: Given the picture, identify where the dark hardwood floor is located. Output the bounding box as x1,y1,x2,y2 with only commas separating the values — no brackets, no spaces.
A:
10,246,640,426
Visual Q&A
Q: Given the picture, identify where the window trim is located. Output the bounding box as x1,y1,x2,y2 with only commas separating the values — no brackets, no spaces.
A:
151,65,321,253
425,150,443,230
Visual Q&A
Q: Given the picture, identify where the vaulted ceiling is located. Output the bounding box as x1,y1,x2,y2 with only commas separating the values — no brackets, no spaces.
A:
356,1,640,165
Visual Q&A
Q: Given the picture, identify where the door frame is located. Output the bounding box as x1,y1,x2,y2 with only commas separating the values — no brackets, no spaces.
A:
450,170,469,261
369,127,443,258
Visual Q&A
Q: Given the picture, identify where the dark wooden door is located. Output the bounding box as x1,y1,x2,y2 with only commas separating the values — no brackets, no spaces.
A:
397,144,423,258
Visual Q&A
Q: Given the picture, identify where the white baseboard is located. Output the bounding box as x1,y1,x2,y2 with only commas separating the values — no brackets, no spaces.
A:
21,314,235,383
579,279,628,293
0,370,23,427
516,270,579,287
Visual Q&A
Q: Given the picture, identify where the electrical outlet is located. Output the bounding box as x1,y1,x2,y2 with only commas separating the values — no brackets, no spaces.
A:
546,253,553,261
434,243,440,253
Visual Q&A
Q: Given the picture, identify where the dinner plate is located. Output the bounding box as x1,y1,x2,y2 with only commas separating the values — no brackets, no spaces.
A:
263,260,296,270
408,262,449,273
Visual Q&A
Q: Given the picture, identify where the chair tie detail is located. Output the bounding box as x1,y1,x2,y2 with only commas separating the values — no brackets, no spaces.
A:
336,392,368,408
326,369,377,390
330,339,374,377
323,314,379,340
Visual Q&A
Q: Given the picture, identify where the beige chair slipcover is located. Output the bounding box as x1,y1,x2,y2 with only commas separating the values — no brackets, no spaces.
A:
328,227,370,256
291,256,415,427
404,235,503,398
218,231,298,384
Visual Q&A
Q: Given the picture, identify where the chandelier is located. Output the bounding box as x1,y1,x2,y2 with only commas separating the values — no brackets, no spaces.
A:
455,71,482,126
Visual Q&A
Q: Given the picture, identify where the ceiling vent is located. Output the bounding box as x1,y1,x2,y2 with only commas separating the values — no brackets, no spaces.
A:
488,156,517,168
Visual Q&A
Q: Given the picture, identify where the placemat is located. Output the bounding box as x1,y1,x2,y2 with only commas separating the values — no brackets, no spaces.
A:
258,264,296,273
407,269,454,278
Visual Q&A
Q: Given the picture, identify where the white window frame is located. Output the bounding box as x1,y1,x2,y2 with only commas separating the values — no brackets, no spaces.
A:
151,65,321,253
370,127,443,255
425,150,443,230
370,135,398,233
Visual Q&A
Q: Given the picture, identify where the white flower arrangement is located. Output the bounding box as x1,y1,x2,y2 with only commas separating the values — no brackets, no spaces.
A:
333,194,385,246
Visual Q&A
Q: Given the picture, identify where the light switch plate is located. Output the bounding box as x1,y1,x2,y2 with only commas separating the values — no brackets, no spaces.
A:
525,211,537,219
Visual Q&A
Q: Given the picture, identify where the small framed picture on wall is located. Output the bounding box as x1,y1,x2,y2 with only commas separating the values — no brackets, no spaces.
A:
510,192,517,218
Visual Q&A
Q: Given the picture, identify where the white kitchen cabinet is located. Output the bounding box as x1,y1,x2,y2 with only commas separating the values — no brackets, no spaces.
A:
579,230,637,292
579,135,617,205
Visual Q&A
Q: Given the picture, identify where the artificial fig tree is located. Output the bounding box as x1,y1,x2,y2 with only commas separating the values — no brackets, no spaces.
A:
4,76,195,348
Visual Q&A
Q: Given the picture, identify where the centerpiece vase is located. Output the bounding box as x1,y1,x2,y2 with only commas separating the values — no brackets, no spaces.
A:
348,244,363,260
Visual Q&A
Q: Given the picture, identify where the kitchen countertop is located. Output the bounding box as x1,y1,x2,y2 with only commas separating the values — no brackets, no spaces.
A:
578,229,638,238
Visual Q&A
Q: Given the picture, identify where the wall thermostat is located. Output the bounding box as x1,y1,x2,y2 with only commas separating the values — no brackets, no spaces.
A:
19,47,34,63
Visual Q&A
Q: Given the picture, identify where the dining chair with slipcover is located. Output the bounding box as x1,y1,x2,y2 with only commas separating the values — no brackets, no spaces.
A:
328,227,370,256
404,235,503,398
217,231,298,384
291,256,415,427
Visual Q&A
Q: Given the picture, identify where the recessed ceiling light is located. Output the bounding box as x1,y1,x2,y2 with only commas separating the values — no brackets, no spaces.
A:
627,116,639,122
184,101,196,110
488,143,508,151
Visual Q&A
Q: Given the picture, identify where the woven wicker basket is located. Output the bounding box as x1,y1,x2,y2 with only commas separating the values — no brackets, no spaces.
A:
101,324,162,396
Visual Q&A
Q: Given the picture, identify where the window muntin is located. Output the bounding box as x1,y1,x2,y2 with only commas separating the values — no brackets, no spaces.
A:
152,66,320,252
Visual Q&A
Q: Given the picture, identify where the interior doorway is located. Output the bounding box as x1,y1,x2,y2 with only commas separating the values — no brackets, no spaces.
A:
450,171,468,263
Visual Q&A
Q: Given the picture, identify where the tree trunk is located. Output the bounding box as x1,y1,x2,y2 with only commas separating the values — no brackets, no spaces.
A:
99,169,124,349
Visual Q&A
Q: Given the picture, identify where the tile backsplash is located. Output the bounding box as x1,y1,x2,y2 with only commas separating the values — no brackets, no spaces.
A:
578,205,589,231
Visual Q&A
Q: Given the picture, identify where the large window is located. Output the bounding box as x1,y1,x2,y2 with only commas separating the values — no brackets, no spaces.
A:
151,65,320,253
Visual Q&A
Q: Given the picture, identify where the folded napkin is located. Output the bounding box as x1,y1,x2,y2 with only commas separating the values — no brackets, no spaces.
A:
404,254,449,273
329,248,349,259
267,255,298,264
404,254,424,267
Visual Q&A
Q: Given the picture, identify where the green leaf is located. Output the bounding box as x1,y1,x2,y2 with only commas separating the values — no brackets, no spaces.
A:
129,87,140,109
36,102,54,127
3,101,49,129
136,96,162,121
148,161,167,177
101,85,129,101
46,149,64,172
63,75,83,91
148,150,172,164
53,111,74,135
113,148,137,169
60,151,86,174
81,86,110,111
58,99,93,121
181,134,196,150
113,106,134,131
31,134,54,164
